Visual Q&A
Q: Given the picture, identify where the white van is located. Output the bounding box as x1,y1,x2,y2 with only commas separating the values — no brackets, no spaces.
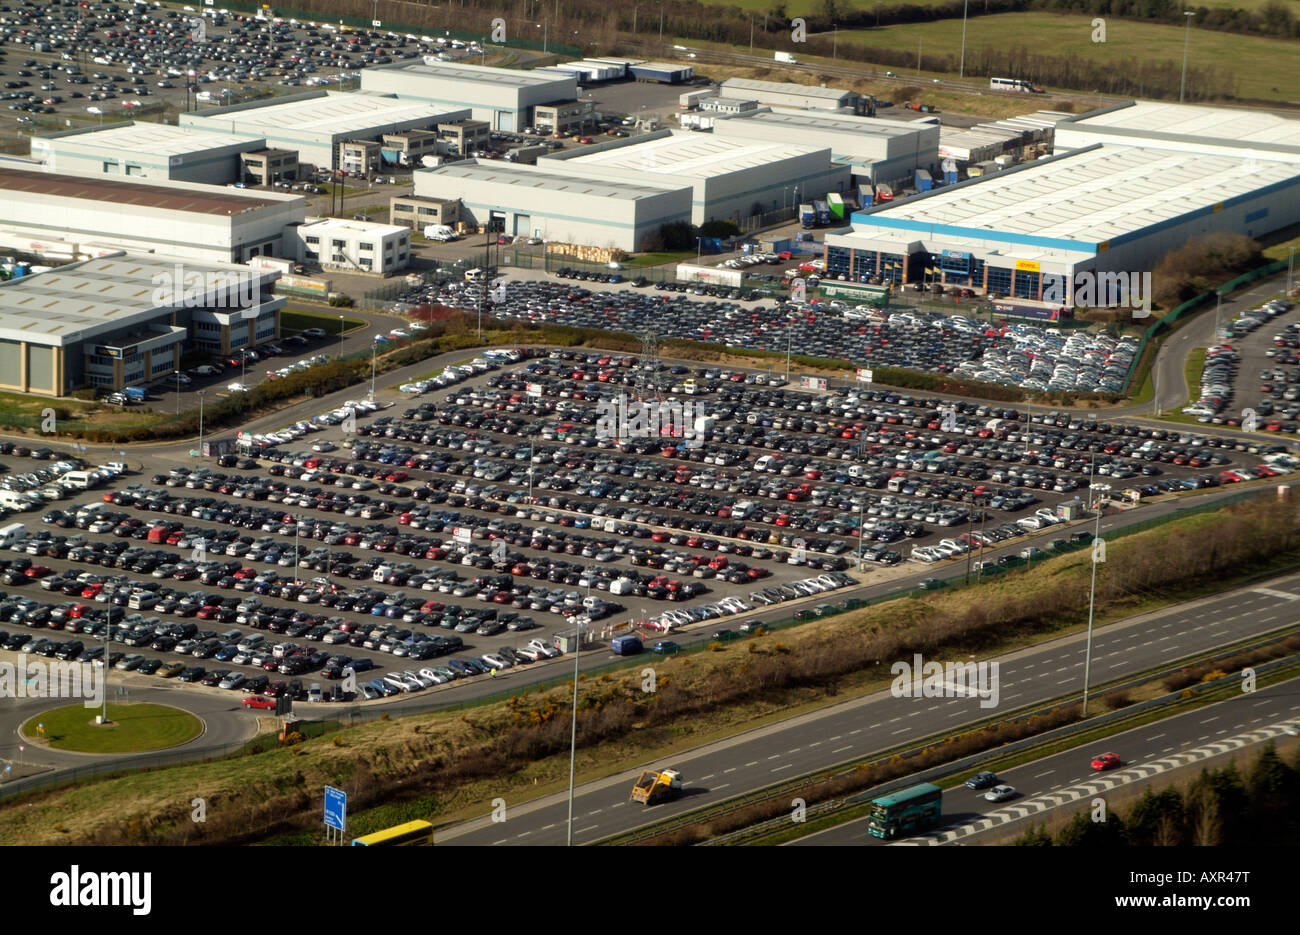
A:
0,522,26,549
60,470,97,490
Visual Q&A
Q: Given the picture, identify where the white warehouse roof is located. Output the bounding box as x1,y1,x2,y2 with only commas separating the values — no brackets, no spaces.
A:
721,78,856,102
192,91,444,135
424,160,680,201
853,145,1299,244
36,121,263,155
368,59,574,89
726,109,921,139
0,254,275,346
561,131,825,180
1066,101,1300,149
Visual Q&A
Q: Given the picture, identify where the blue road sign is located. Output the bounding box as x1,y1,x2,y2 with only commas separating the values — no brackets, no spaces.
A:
324,786,347,832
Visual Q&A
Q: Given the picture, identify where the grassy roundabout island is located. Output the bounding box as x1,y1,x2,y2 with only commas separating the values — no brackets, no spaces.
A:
22,703,204,754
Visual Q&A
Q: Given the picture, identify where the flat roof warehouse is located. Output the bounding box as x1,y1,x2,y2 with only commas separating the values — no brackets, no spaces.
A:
367,60,574,88
557,132,827,179
847,144,1300,248
0,255,276,346
0,166,280,215
430,161,680,201
33,121,263,157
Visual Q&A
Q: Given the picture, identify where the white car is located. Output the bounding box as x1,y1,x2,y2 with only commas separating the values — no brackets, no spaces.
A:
227,382,247,393
984,785,1017,802
480,653,512,670
526,638,561,659
311,441,338,452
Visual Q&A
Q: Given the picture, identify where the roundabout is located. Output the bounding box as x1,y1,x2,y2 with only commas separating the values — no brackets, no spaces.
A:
19,703,204,755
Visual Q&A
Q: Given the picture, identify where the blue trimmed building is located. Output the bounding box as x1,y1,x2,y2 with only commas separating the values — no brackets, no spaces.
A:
823,141,1300,308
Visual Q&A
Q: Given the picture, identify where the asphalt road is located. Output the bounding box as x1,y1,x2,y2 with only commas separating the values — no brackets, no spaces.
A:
795,674,1300,845
435,567,1300,845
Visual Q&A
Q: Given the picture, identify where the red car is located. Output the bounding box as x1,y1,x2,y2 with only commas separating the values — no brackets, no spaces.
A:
242,695,276,710
1090,752,1121,771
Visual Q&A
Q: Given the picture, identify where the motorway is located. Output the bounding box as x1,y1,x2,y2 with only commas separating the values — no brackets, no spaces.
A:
435,568,1300,845
795,675,1300,846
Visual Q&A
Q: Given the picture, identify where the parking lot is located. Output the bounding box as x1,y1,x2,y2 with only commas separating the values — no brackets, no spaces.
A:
390,271,1139,395
0,332,1290,711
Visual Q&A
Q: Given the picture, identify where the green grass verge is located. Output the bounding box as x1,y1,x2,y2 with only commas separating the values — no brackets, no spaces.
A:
625,251,696,267
23,703,203,754
280,310,367,336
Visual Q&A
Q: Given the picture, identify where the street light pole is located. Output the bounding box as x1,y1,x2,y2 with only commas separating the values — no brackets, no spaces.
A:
958,0,969,78
785,328,792,382
370,341,377,397
102,605,112,726
338,315,345,360
1179,11,1195,103
294,515,300,585
566,600,582,846
175,371,181,415
1081,482,1110,717
197,390,205,460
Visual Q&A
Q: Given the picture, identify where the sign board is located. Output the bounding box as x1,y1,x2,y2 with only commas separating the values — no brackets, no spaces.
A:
453,526,473,544
94,346,125,359
277,275,330,297
324,786,346,832
525,382,543,398
1014,260,1041,273
799,375,829,391
943,250,970,261
371,19,381,27
855,368,873,384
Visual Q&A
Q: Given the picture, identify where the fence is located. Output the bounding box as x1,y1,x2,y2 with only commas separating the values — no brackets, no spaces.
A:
1122,258,1293,395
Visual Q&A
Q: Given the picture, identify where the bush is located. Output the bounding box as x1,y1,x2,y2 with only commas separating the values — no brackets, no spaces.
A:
328,294,354,307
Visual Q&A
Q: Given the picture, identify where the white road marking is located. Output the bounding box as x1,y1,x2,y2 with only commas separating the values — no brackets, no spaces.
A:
832,744,853,753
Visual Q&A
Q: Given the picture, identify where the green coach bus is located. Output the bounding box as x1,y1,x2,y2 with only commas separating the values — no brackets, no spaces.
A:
867,783,943,840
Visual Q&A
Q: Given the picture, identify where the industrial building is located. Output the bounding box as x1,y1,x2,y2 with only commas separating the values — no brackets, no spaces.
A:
823,143,1300,307
240,149,300,187
382,130,440,167
287,217,412,276
543,130,850,226
0,253,284,396
533,99,596,136
389,194,461,231
630,63,695,84
412,160,692,251
437,119,492,155
710,108,940,188
719,78,871,115
0,166,305,265
181,90,467,169
1055,100,1300,165
360,60,577,133
29,121,266,185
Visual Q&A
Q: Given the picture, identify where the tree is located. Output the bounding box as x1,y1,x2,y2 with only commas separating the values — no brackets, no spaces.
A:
1126,788,1186,846
1013,823,1053,846
1055,809,1127,846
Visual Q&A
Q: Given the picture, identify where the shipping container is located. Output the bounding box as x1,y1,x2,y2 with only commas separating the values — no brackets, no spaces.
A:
799,203,816,228
826,192,845,219
914,168,933,192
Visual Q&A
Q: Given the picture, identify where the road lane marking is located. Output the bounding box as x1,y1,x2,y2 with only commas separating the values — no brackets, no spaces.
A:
771,764,792,772
832,745,853,753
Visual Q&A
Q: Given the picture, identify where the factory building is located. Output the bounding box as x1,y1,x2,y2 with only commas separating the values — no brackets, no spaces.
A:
180,90,467,169
719,78,872,115
29,121,266,185
0,166,305,265
542,130,850,226
823,144,1300,308
360,60,577,133
412,160,691,251
0,253,284,396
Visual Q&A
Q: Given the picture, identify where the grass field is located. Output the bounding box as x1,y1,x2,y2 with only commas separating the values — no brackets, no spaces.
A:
831,13,1299,101
280,309,368,335
23,703,203,754
720,0,1287,12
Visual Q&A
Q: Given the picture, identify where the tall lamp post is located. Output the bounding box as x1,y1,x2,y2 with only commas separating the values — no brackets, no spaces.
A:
958,0,969,78
197,389,205,461
1178,11,1195,103
338,315,345,360
370,339,377,397
566,587,584,846
1080,482,1111,717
